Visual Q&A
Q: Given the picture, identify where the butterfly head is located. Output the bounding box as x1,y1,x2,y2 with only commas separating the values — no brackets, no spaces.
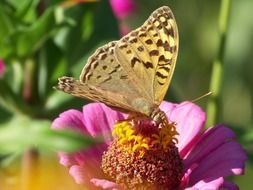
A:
150,107,167,125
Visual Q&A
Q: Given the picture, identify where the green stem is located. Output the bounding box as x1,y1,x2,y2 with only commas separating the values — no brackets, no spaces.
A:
23,58,36,104
206,0,231,127
0,79,32,115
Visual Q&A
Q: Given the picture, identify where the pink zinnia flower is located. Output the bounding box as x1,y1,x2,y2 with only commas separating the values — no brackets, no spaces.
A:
0,59,5,77
52,101,247,189
110,0,137,19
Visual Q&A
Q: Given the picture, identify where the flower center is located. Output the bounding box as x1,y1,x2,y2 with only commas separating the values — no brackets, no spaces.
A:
101,119,184,189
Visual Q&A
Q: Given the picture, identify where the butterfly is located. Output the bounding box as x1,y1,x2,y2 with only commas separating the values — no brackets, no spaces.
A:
56,6,178,127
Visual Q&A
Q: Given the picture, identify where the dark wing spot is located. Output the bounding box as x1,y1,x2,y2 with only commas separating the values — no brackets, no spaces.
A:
172,46,177,52
158,55,166,62
93,62,99,69
98,49,105,54
156,71,167,79
87,73,92,80
157,24,163,30
147,26,153,32
130,38,138,43
103,65,107,70
139,33,147,37
159,66,170,72
157,39,163,47
164,28,173,36
109,69,117,74
108,65,120,75
157,55,172,66
162,21,168,27
145,39,153,45
144,61,154,69
158,81,165,85
120,75,128,79
126,50,132,54
149,50,159,56
102,76,112,83
131,57,141,67
119,44,128,49
137,46,144,52
101,54,107,60
163,42,172,52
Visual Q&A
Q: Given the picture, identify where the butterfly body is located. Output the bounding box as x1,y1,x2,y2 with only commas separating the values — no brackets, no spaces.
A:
56,6,178,127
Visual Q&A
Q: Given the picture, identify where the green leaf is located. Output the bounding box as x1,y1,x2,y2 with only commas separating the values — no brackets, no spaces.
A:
0,6,71,58
15,0,37,18
0,79,30,114
14,7,57,57
0,116,101,155
0,4,16,57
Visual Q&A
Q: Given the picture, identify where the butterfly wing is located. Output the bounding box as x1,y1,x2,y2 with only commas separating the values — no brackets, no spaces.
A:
56,76,138,112
57,6,178,117
115,6,179,106
80,41,150,102
59,41,154,115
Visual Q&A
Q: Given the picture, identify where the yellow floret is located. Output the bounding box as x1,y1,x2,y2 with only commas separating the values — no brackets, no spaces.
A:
112,120,178,156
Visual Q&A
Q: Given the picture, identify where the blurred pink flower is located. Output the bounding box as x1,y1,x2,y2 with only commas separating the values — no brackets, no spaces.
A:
0,59,5,77
119,22,130,36
110,0,136,19
52,101,247,189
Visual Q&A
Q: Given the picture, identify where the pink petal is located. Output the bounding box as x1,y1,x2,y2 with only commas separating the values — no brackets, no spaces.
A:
82,103,125,142
69,165,105,187
179,166,195,189
162,101,206,156
183,125,236,169
189,141,247,186
52,107,108,168
52,109,86,133
110,0,136,19
52,103,126,185
69,165,88,184
159,101,177,114
57,144,107,187
58,152,78,167
59,143,108,166
58,142,108,185
186,177,224,190
91,178,119,190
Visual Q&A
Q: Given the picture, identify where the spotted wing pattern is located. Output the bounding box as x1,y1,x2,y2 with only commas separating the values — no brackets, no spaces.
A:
115,6,178,105
57,6,178,116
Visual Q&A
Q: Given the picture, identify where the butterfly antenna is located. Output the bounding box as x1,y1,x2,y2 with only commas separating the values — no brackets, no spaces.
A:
163,92,212,117
191,91,212,103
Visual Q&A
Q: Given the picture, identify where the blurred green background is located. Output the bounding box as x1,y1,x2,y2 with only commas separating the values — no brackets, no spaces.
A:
0,0,252,189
